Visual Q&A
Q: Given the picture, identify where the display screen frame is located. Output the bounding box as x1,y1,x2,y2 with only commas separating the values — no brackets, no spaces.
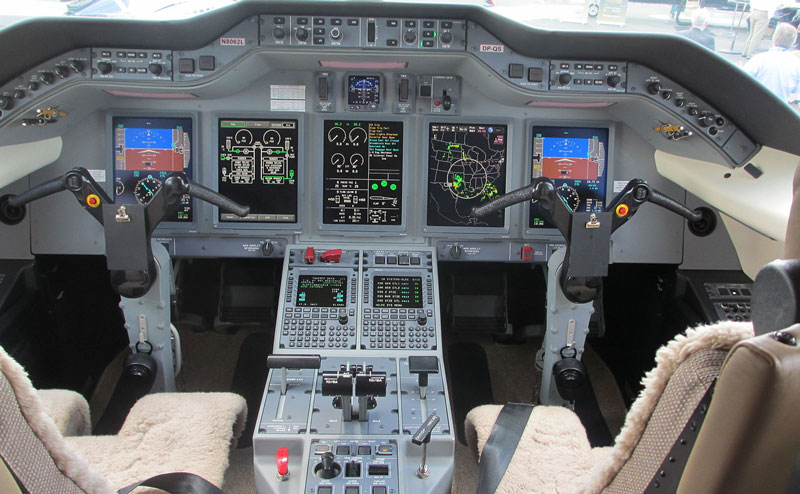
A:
107,112,198,229
211,112,304,231
373,275,424,309
296,274,349,308
317,115,408,233
523,121,615,238
421,117,513,235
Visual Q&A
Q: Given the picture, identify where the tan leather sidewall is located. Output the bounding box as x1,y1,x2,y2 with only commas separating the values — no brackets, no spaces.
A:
678,324,800,494
0,458,22,494
785,164,800,259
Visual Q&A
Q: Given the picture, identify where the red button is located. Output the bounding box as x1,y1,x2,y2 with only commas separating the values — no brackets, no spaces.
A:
521,246,533,261
434,100,441,106
276,447,289,478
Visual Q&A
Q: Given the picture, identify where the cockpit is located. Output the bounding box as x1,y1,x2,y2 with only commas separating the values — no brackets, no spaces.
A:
0,1,799,493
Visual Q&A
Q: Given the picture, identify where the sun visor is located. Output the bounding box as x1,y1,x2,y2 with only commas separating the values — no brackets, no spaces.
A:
0,137,62,189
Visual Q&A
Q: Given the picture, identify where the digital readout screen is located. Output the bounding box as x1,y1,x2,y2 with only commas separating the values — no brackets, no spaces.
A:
348,75,381,106
296,275,348,308
373,276,423,308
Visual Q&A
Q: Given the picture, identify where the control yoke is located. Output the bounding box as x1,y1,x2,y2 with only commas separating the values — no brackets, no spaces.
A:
472,177,716,304
0,167,249,298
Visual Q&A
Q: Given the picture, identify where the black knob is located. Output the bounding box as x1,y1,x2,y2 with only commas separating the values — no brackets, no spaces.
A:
440,31,453,44
338,310,348,325
698,113,715,127
148,63,163,76
450,244,462,259
442,94,452,111
262,241,274,257
607,75,621,87
403,30,417,44
0,96,12,110
661,89,672,100
273,27,286,40
417,314,428,325
315,452,339,480
68,60,84,73
54,66,69,79
715,116,726,127
687,106,699,116
27,81,39,91
647,81,661,95
295,27,309,42
329,27,342,41
675,97,685,107
97,62,113,75
558,73,572,85
38,72,55,85
13,89,25,99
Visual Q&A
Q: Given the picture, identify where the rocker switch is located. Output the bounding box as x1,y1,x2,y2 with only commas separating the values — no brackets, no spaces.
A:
319,77,329,100
399,78,410,101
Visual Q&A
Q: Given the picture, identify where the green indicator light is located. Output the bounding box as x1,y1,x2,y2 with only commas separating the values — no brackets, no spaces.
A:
390,184,397,191
434,31,437,37
371,183,378,190
420,41,424,47
289,170,295,179
380,180,388,187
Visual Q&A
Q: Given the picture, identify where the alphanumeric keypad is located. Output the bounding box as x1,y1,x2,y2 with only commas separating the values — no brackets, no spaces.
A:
281,307,356,349
361,308,435,349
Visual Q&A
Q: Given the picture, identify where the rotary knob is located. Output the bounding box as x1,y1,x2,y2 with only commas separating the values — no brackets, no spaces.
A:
338,310,348,325
403,30,417,44
273,27,286,40
329,27,342,41
54,66,69,79
698,113,715,127
38,72,55,85
13,89,25,99
27,81,39,91
558,73,572,85
0,96,13,110
148,63,163,76
647,81,661,95
295,27,309,42
450,244,463,259
68,60,84,73
440,31,453,44
607,75,621,87
96,62,113,75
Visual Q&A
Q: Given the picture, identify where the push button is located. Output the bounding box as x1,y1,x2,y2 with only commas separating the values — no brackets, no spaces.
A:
198,56,215,71
508,63,523,79
521,246,533,260
178,58,195,74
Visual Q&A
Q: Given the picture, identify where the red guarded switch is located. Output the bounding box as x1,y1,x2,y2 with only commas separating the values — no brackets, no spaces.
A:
276,447,289,480
521,246,533,261
304,247,315,264
321,249,342,263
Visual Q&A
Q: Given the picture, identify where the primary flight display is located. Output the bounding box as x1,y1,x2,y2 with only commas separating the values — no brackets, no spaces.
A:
427,123,508,227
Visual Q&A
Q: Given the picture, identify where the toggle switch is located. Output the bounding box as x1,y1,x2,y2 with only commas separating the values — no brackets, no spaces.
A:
304,246,315,264
322,248,342,263
408,356,439,400
276,447,290,481
412,414,440,479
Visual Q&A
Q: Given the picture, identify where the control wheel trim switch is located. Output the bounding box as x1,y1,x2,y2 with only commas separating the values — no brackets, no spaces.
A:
276,447,290,481
412,414,440,479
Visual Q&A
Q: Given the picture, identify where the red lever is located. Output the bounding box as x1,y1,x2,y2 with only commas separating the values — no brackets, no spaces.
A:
304,247,315,264
321,248,342,263
276,447,289,480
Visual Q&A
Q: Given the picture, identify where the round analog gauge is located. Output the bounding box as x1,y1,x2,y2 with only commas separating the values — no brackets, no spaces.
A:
327,126,346,144
114,178,125,196
349,153,364,168
557,185,580,212
234,129,253,145
263,129,281,146
134,177,162,205
331,153,346,167
349,127,367,145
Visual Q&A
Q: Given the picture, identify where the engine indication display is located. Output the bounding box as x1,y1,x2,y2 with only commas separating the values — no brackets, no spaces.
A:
322,120,403,226
373,276,423,308
347,75,381,110
427,123,508,227
529,126,609,229
296,275,348,308
218,119,298,223
113,116,192,221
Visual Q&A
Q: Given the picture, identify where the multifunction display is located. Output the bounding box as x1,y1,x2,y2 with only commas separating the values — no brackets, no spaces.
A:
218,119,298,223
373,276,423,308
348,75,381,109
529,126,609,229
112,116,192,221
296,275,348,308
322,120,403,225
427,123,507,227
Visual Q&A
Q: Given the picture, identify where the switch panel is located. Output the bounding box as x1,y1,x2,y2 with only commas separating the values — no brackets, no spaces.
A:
305,439,399,494
316,71,335,112
173,17,258,81
92,48,171,81
394,74,415,114
417,75,461,114
548,60,627,92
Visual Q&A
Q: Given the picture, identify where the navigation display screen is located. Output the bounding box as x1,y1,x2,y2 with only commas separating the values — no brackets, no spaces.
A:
529,126,609,229
427,123,508,227
373,276,423,308
348,75,381,106
113,116,192,222
296,275,348,308
322,120,403,225
218,119,298,223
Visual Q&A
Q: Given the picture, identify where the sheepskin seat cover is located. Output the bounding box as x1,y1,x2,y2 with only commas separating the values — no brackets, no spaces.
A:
465,320,754,494
0,345,247,494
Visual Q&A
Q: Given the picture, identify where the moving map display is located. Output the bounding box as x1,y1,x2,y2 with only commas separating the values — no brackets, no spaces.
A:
529,126,609,229
218,119,298,223
322,120,403,225
427,123,507,227
113,116,192,222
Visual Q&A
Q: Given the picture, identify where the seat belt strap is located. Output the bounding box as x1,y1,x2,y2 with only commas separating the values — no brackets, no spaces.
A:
476,403,534,494
117,472,223,494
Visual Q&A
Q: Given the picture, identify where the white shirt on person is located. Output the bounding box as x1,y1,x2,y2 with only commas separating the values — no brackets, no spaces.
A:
744,46,800,102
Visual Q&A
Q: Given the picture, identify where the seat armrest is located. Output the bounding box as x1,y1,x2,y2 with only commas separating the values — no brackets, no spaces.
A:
37,389,91,436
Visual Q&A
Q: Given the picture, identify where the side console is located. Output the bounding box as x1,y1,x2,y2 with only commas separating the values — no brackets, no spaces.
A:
254,245,454,494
